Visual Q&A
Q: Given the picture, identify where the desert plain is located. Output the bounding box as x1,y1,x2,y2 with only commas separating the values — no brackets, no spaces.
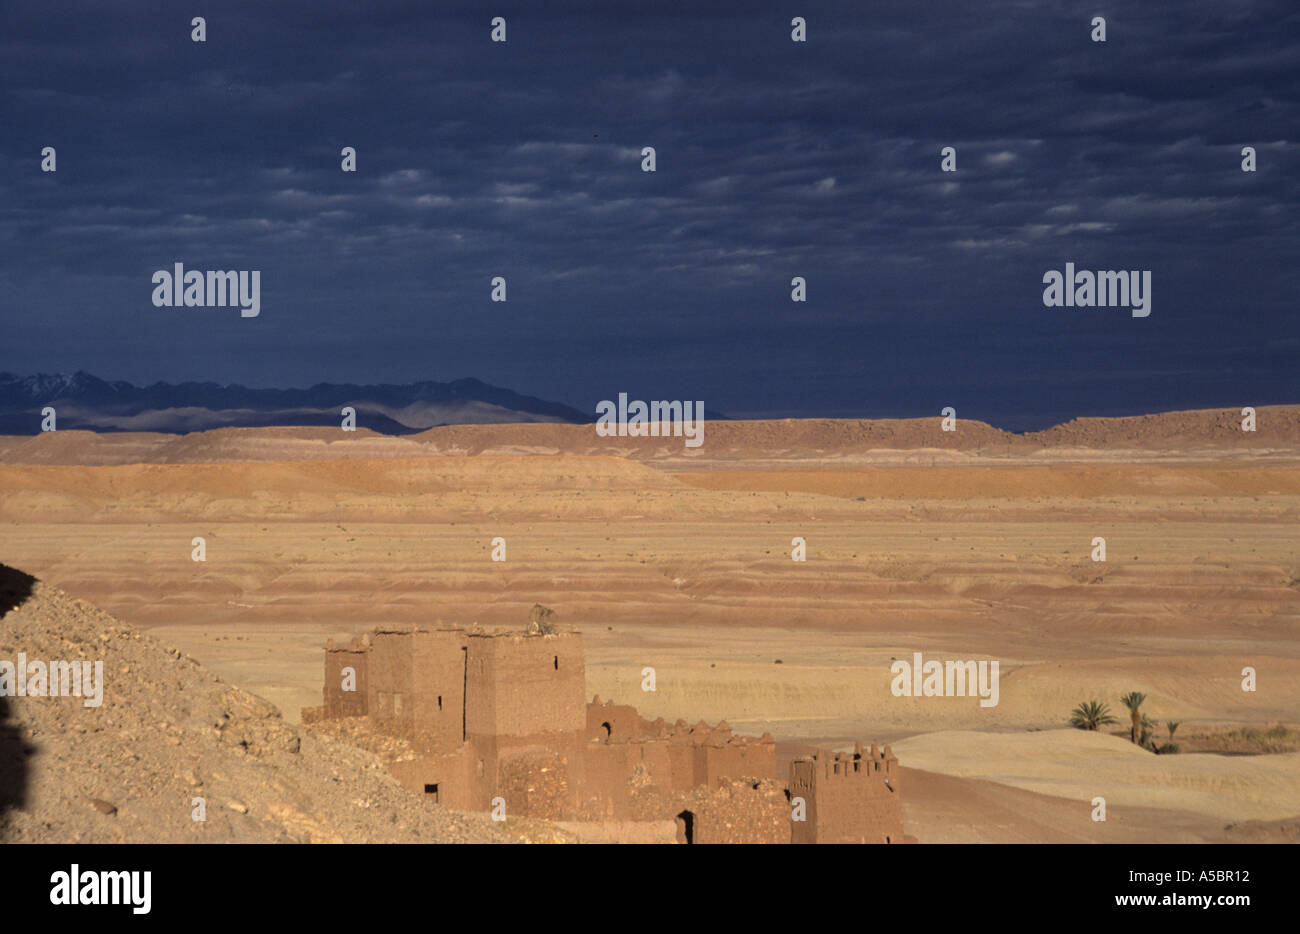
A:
1,408,1297,843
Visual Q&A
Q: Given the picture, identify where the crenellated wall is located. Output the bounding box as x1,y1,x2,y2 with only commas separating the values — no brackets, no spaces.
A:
789,743,903,844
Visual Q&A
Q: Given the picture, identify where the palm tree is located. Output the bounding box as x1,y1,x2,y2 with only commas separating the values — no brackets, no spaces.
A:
1070,700,1117,731
1159,720,1181,754
1120,692,1146,744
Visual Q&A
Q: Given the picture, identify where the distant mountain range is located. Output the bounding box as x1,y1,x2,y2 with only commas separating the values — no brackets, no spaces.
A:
0,372,589,434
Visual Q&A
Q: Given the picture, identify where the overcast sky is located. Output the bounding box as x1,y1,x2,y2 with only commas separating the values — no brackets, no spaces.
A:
1,0,1296,427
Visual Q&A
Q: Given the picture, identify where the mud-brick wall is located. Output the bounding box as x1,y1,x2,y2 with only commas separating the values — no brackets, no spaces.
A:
409,630,469,753
849,794,904,844
581,738,683,819
581,742,636,818
323,648,369,718
579,740,662,817
865,753,902,796
368,632,414,737
791,757,904,844
813,773,903,843
496,749,574,820
586,700,645,742
465,633,586,740
388,748,474,809
666,743,701,790
667,782,790,844
701,741,778,785
631,740,674,793
788,759,818,844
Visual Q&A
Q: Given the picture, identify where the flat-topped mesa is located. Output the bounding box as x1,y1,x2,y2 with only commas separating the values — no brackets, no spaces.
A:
302,617,905,843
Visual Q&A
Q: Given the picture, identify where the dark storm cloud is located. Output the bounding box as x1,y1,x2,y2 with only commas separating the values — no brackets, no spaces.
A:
0,0,1296,424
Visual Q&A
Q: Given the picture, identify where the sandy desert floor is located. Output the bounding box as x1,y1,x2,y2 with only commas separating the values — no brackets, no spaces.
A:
1,414,1297,842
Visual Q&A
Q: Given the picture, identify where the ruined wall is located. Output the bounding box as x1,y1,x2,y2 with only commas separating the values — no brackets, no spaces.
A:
579,732,776,820
322,640,369,718
581,739,674,818
656,722,777,790
652,780,789,844
367,630,415,738
586,696,649,742
700,737,778,786
495,748,574,820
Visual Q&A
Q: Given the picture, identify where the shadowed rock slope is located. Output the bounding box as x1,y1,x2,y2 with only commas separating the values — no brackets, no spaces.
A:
0,564,517,843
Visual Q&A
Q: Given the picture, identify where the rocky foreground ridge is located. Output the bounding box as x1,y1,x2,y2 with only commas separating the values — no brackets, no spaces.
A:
0,564,549,843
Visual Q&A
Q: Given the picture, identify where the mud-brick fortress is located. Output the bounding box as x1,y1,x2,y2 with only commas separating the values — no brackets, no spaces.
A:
302,620,904,844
